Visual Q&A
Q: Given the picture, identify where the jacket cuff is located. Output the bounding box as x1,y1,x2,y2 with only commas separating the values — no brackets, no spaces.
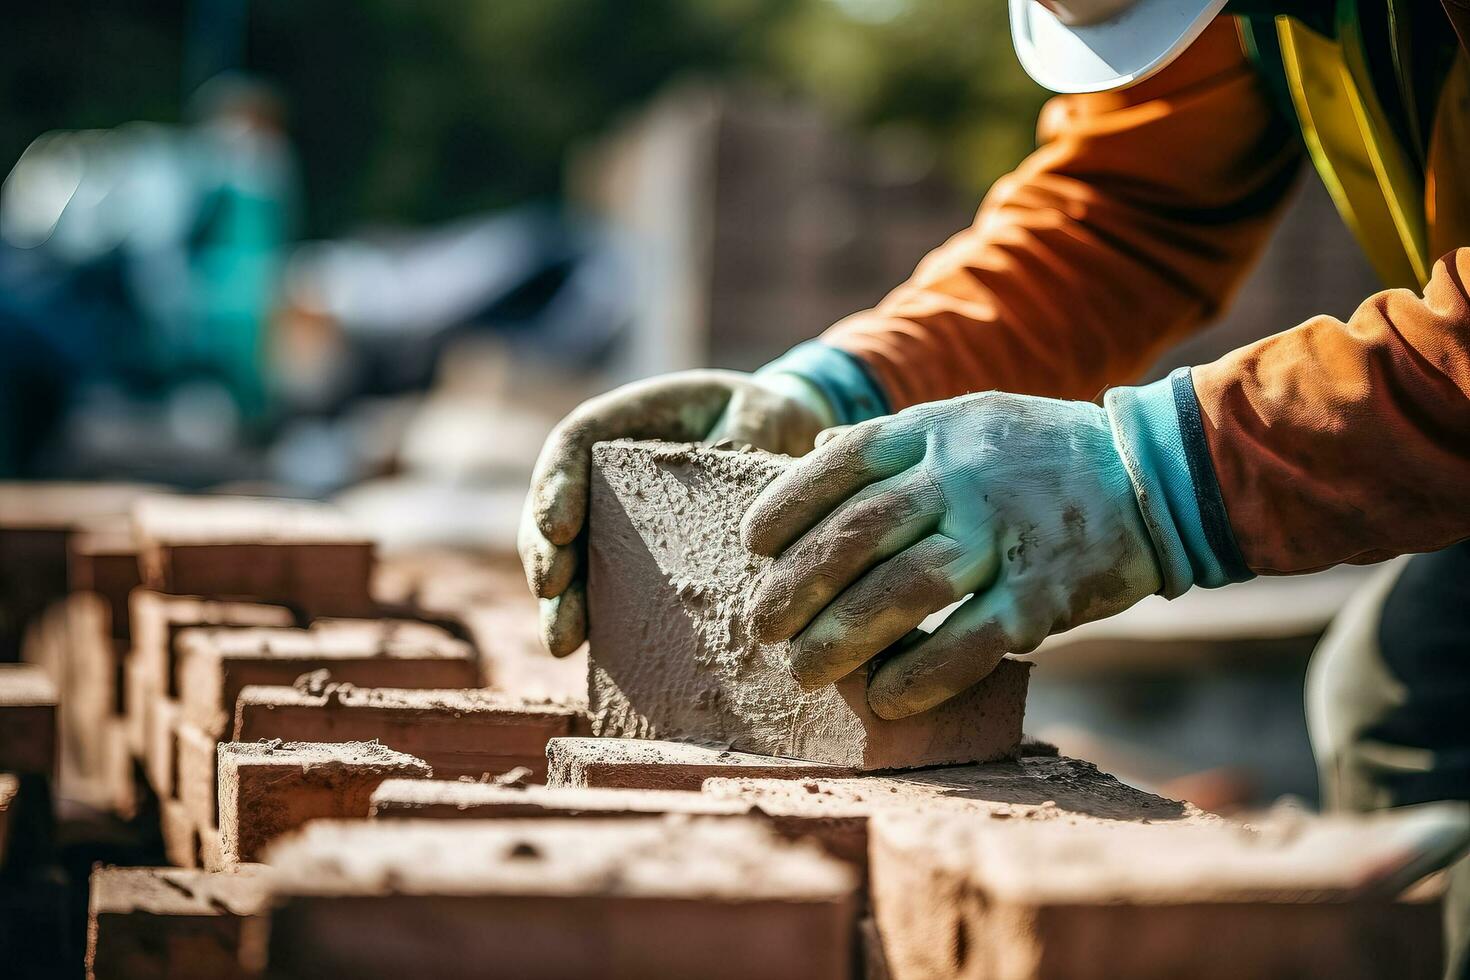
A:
1104,368,1252,597
758,341,890,426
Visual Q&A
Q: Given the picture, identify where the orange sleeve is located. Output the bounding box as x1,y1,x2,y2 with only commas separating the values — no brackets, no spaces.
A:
1192,248,1470,574
822,17,1303,409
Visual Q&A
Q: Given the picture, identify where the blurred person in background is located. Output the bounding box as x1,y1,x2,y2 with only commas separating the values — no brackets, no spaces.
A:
0,73,296,475
522,0,1470,966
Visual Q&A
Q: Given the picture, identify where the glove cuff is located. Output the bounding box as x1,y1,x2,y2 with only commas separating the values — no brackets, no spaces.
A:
758,341,890,427
1105,368,1252,597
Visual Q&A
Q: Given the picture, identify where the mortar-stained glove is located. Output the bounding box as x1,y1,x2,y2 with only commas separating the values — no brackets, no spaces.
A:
519,341,888,656
741,370,1249,719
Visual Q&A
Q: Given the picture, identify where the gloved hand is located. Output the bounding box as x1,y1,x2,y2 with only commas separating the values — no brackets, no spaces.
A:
742,383,1228,719
519,368,836,656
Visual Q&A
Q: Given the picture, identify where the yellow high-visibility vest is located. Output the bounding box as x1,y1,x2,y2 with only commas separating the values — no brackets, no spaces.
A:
1242,4,1468,289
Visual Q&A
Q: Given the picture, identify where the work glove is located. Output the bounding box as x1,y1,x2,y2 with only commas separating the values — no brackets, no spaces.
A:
742,373,1244,719
520,355,864,655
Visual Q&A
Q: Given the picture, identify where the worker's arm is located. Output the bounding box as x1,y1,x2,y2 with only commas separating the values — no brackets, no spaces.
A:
771,17,1302,419
1192,248,1470,574
743,252,1470,718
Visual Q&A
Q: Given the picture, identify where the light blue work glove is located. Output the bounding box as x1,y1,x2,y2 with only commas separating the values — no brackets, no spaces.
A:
742,372,1246,719
519,342,887,655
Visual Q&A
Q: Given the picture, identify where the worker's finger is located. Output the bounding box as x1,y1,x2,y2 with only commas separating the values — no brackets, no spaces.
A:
748,471,945,643
742,418,923,558
866,588,1039,720
530,372,742,546
537,581,587,658
706,382,824,459
787,532,998,689
518,498,578,599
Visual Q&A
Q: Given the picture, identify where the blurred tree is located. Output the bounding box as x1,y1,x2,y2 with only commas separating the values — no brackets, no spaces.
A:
766,0,1048,194
1,0,1044,237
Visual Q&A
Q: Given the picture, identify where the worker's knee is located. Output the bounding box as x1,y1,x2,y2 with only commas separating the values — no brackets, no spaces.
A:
1309,543,1470,813
1308,560,1411,812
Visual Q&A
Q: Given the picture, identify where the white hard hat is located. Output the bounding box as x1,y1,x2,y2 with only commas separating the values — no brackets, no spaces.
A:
1009,0,1229,93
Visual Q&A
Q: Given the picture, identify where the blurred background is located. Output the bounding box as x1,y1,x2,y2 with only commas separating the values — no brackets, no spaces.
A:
0,0,1391,813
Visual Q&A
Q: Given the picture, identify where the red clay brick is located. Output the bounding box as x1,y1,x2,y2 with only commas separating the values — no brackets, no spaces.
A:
531,750,1198,873
86,865,269,980
200,827,225,873
462,603,587,699
175,624,478,741
176,721,219,831
100,717,137,820
218,740,432,865
263,817,857,980
868,811,1446,980
235,684,585,781
368,779,753,821
132,496,377,618
51,595,129,811
0,772,16,867
125,593,294,755
0,482,155,659
699,756,1205,872
143,694,181,801
0,663,58,778
588,441,1030,769
65,591,123,729
862,917,892,980
21,593,135,814
68,527,141,643
160,798,199,869
545,736,861,790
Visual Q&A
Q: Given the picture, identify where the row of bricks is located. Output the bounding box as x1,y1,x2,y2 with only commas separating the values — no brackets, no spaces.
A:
129,616,584,869
5,486,1446,978
88,734,1445,979
3,492,563,871
165,733,1170,870
0,663,57,880
3,488,607,980
7,491,428,827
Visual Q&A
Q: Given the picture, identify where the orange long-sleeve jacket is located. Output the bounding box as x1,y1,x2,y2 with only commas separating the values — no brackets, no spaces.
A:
805,17,1470,577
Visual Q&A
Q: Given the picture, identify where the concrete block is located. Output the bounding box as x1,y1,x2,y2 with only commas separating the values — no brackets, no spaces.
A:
0,663,58,778
368,779,753,821
587,441,1030,769
868,811,1447,980
132,495,377,618
546,736,860,790
234,684,584,781
86,865,269,980
263,816,857,980
217,741,432,865
175,624,478,740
